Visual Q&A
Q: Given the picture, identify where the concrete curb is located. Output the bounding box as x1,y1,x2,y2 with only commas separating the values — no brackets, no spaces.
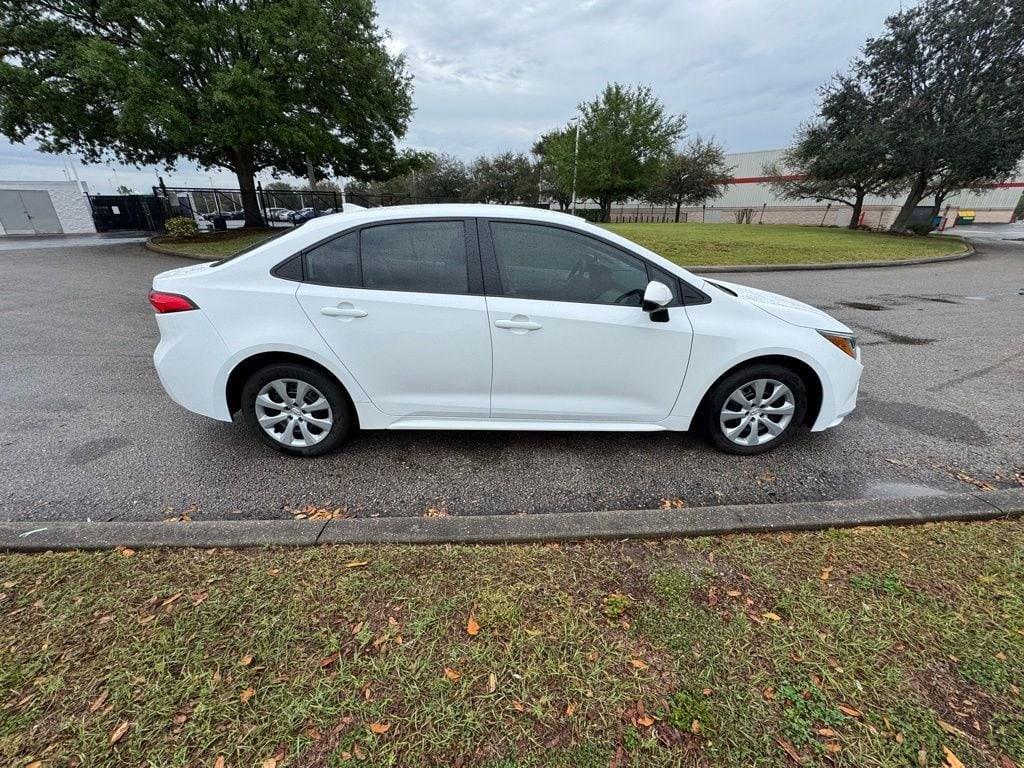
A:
2,489,1021,552
689,236,973,273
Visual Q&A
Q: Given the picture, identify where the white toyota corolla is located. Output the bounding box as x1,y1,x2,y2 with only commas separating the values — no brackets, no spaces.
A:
150,205,861,456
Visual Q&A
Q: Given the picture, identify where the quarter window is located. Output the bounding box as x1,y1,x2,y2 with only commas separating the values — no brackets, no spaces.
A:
361,221,468,294
489,222,649,306
304,231,359,287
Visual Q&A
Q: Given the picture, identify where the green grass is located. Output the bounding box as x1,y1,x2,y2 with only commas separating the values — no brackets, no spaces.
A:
152,221,965,266
3,519,1023,767
603,223,966,267
152,228,283,258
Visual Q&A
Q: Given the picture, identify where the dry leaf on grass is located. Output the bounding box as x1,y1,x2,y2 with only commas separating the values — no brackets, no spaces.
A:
239,654,254,666
466,615,480,636
116,546,135,557
629,658,648,669
838,704,862,718
88,688,109,713
261,759,277,768
820,567,832,581
239,687,255,704
636,714,654,727
762,612,782,621
487,672,497,693
368,722,391,735
109,720,130,745
443,667,462,682
774,736,805,764
344,560,369,569
943,746,965,768
214,757,225,768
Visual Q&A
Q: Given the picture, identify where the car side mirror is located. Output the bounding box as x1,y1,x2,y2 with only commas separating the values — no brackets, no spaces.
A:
642,280,673,322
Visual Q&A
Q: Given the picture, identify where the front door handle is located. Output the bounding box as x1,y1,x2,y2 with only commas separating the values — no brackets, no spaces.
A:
494,318,542,331
320,304,367,319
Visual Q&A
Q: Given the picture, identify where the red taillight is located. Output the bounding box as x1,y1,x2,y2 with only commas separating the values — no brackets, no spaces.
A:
149,290,198,314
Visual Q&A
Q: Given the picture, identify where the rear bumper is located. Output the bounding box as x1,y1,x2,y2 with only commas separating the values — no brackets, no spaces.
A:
153,311,233,421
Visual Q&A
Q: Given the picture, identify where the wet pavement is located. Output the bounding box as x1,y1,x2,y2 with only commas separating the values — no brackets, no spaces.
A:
1,231,1021,522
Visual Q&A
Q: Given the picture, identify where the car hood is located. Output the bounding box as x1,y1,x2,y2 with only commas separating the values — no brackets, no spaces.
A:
709,279,852,333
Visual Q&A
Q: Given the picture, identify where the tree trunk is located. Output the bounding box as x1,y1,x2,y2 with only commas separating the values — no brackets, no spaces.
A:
847,192,865,230
600,197,612,223
674,200,682,223
231,150,265,228
927,192,947,222
889,172,929,232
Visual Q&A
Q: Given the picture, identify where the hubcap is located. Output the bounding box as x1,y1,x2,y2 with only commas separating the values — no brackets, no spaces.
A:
254,378,333,448
719,378,796,447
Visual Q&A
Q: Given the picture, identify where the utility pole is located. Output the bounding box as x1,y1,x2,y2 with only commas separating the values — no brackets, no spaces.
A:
570,117,581,216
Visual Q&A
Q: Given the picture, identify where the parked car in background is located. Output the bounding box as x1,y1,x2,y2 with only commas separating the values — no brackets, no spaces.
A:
265,207,294,222
288,207,317,224
150,205,862,457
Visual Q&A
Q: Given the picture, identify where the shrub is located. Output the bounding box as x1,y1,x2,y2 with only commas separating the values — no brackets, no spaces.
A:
906,222,936,236
164,216,199,238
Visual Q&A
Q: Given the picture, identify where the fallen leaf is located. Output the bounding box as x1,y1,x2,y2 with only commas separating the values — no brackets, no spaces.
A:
466,615,480,636
239,654,254,666
762,612,782,621
818,727,837,738
996,651,1008,661
109,720,131,745
824,741,842,754
26,762,42,768
261,759,277,768
117,546,135,558
368,721,391,735
774,736,805,764
487,672,497,693
938,720,967,738
629,658,648,670
353,743,366,759
820,567,832,581
319,652,340,668
351,621,364,635
838,704,862,718
214,758,225,768
726,589,742,597
443,667,462,682
88,688,109,713
511,699,525,712
943,746,965,768
636,714,654,727
565,701,579,717
344,560,369,569
918,748,928,767
239,687,255,704
691,719,701,734
160,592,183,608
763,686,776,701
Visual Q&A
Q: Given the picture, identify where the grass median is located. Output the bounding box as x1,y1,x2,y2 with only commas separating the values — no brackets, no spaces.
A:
603,223,966,267
3,519,1022,767
150,228,285,258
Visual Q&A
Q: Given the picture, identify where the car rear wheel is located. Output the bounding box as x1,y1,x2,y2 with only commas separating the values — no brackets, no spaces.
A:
702,364,807,455
240,364,350,456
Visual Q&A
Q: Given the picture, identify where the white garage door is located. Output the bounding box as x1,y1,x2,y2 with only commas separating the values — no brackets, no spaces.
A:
0,190,64,234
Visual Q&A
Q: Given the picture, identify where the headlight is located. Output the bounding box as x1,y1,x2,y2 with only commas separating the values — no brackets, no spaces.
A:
817,330,858,359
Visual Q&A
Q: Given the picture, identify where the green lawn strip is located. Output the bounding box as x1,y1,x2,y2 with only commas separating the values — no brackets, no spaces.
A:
151,228,283,258
603,223,966,267
2,520,1021,767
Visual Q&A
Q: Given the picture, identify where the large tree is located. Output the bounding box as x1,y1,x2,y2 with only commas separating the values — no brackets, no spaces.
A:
532,127,576,211
468,151,538,205
645,137,732,222
855,0,1024,231
346,151,466,201
766,78,902,229
0,0,414,226
575,83,685,222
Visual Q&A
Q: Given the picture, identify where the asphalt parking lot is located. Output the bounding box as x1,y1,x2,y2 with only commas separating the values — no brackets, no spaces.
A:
1,228,1022,522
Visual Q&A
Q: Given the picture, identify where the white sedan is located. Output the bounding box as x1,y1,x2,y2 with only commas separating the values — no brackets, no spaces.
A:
150,205,862,456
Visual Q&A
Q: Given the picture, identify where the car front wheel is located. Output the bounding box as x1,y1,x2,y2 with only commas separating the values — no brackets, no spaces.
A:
702,364,807,454
240,364,351,456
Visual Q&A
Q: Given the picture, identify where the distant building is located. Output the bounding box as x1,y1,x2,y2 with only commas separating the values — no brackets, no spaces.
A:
601,149,1024,227
0,180,96,235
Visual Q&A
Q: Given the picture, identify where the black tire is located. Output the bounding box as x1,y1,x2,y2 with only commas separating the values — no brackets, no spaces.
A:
240,363,351,457
701,363,808,455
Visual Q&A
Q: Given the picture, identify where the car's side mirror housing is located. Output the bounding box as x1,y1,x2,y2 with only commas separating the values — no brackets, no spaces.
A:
642,280,673,322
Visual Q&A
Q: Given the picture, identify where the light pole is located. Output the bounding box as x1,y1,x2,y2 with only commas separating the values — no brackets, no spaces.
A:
570,117,581,216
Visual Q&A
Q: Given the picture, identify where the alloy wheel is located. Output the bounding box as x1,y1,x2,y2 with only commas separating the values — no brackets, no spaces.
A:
718,378,796,447
254,378,333,448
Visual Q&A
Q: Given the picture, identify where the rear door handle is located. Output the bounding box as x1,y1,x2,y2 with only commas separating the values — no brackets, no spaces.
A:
320,304,367,319
494,319,542,331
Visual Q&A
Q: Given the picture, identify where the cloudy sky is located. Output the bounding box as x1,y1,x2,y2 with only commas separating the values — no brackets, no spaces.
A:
0,0,904,193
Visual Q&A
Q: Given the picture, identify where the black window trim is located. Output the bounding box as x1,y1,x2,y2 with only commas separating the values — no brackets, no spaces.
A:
478,217,710,308
270,216,484,296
